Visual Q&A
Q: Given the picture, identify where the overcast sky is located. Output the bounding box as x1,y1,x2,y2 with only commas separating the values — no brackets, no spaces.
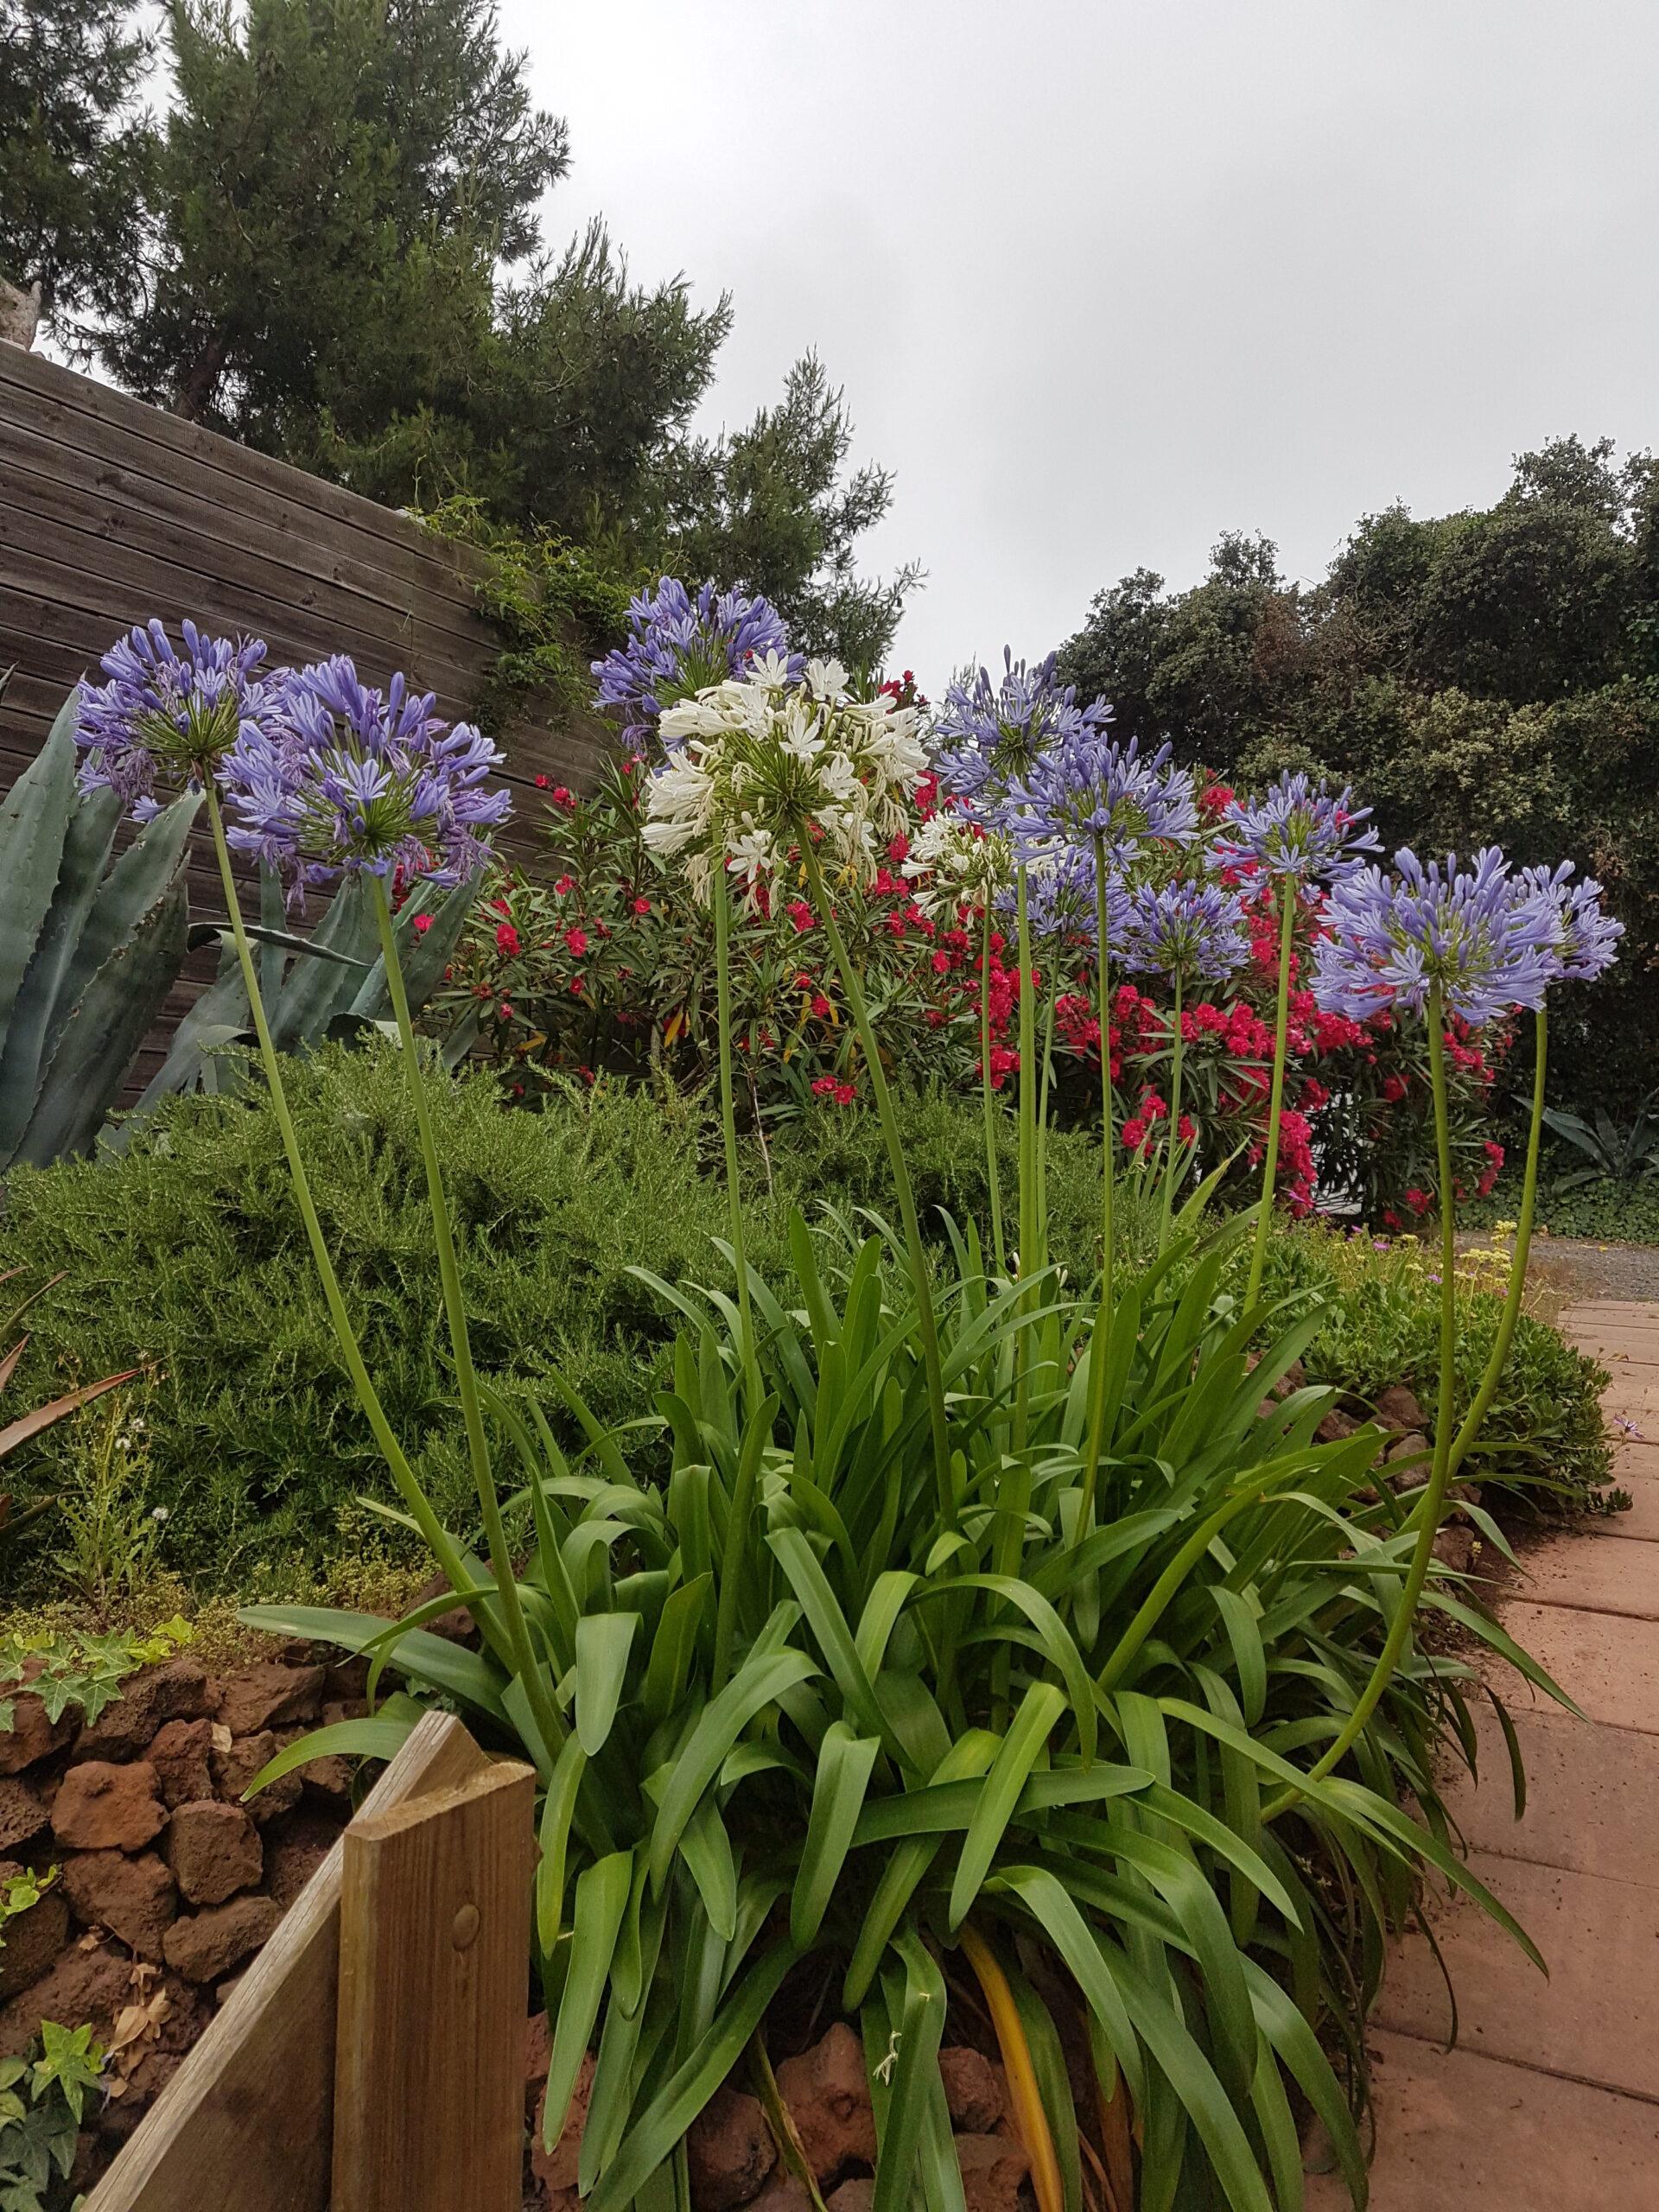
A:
504,1,1659,688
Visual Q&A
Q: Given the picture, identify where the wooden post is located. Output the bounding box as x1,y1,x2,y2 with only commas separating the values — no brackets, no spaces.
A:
330,1758,536,2212
84,1710,497,2212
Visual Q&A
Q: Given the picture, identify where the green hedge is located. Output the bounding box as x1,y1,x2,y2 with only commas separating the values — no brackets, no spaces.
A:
0,1053,1147,1590
0,1050,1607,1595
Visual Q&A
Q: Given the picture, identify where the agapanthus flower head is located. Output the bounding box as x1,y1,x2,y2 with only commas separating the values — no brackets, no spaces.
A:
901,808,1015,919
219,657,510,887
645,658,927,904
1313,848,1560,1026
931,648,1109,812
1516,861,1624,982
1121,878,1249,982
75,619,270,818
1213,770,1381,884
1011,840,1135,947
591,577,800,751
1007,730,1198,868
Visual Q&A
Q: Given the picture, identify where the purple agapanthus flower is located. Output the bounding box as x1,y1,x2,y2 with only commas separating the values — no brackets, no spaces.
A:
1120,878,1249,982
1516,861,1624,982
931,649,1109,815
75,620,270,819
1213,770,1381,885
1007,731,1198,867
1313,849,1560,1026
591,578,799,750
1006,841,1134,946
219,657,510,888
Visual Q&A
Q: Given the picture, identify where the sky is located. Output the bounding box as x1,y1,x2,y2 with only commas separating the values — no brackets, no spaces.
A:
499,0,1659,690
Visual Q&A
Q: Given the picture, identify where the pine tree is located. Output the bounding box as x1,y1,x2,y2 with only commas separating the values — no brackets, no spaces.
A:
0,0,156,344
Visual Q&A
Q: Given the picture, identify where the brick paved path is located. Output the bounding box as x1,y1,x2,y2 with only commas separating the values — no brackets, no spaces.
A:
1309,1300,1659,2209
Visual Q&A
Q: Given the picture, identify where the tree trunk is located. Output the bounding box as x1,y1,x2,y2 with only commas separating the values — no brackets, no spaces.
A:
174,332,228,422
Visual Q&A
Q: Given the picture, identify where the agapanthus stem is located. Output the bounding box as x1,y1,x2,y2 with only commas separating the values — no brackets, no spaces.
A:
1244,878,1299,1313
710,864,760,1394
802,842,957,1525
370,878,564,1762
978,901,1007,1276
709,862,762,1690
1014,867,1039,1454
201,794,505,1675
1090,832,1116,1289
1263,979,1459,1821
1440,1006,1548,1487
1076,838,1117,1548
1159,971,1185,1254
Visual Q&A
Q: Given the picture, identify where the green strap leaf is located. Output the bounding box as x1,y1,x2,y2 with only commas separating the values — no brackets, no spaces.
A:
647,1648,817,1893
950,1682,1066,1929
543,1850,632,2148
575,1612,639,1756
791,1721,881,1948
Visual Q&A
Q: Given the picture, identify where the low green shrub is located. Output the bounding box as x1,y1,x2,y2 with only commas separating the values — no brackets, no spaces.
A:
0,1052,1152,1592
1256,1222,1611,1502
1468,1166,1659,1245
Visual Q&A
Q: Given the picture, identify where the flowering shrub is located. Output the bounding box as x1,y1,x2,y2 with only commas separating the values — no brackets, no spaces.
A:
437,762,1511,1217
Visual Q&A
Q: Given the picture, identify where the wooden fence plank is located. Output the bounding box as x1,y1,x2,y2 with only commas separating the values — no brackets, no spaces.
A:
331,1761,536,2212
0,348,483,575
81,1711,494,2212
0,435,493,659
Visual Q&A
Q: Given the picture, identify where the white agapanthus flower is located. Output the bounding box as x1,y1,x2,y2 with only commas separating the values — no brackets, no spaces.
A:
645,658,928,901
901,810,1016,920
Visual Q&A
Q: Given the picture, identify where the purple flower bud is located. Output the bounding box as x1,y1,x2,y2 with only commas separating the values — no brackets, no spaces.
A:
75,620,270,818
218,657,510,888
1213,771,1381,885
1313,848,1561,1026
591,578,799,751
1120,879,1249,982
931,648,1109,813
1007,730,1198,866
1515,861,1623,982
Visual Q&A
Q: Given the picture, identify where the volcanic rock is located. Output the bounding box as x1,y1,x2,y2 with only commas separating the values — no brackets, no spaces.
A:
51,1760,165,1852
62,1848,177,1961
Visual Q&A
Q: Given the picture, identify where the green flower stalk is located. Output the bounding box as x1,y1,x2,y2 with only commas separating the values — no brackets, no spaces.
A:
978,901,1007,1278
1243,881,1298,1313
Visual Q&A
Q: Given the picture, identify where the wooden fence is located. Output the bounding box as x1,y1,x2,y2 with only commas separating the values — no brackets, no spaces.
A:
82,1712,536,2212
0,344,610,1096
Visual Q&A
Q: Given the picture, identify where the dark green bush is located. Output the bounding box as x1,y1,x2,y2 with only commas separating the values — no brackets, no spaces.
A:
0,1052,1147,1591
1255,1224,1611,1503
1,1046,1603,1594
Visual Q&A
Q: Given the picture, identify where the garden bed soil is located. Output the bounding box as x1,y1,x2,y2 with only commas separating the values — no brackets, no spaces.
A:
0,1643,364,2192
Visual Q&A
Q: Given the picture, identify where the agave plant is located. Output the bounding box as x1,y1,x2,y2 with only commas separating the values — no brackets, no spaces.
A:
0,702,197,1172
120,866,480,1120
1540,1090,1659,1190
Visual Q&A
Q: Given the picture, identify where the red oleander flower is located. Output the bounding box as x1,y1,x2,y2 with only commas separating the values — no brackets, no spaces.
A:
632,896,652,916
495,922,521,957
565,926,588,957
1405,1187,1431,1216
412,912,433,935
551,785,575,810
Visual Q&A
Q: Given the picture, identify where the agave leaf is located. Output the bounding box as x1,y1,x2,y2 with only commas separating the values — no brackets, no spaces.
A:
0,703,78,1077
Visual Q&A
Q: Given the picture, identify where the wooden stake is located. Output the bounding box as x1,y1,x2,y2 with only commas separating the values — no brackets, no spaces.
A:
330,1758,535,2212
85,1710,494,2212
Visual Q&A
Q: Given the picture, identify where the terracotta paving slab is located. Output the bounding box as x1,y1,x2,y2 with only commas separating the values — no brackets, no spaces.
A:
1501,1599,1659,1733
1519,1530,1659,1618
1372,1852,1659,2097
1436,1702,1659,1884
1305,2030,1659,2210
1610,1439,1659,1478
